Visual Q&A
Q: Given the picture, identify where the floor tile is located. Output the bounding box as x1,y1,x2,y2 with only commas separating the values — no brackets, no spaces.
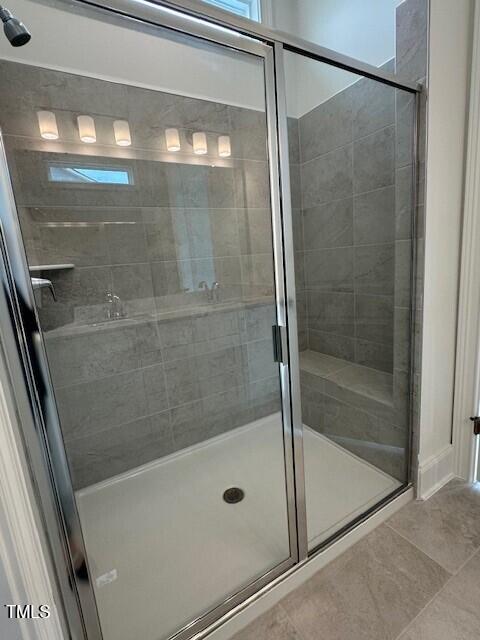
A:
387,479,480,573
231,605,303,640
281,524,448,640
399,549,480,640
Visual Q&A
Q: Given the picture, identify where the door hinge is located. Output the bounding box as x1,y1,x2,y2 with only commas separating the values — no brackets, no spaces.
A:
272,324,285,364
470,416,480,436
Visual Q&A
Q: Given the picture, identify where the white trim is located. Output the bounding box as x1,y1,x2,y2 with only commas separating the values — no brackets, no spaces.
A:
416,444,456,500
259,0,273,27
452,0,480,483
0,349,65,640
200,0,260,21
205,488,413,640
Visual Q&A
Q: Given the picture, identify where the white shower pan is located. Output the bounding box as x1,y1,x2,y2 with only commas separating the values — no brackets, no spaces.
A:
76,413,400,640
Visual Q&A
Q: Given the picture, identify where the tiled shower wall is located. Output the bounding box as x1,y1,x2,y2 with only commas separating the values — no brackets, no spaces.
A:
291,0,427,381
396,0,429,481
291,64,406,375
0,59,280,489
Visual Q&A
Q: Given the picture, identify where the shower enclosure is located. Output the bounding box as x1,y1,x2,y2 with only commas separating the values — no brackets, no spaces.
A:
0,1,419,639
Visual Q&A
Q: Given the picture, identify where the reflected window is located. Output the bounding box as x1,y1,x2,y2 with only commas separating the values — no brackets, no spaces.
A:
200,0,260,21
48,164,133,185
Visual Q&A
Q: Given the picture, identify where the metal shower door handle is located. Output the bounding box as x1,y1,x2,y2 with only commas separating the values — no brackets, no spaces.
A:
272,324,287,364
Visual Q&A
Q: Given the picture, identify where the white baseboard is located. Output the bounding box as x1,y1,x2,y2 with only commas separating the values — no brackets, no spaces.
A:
206,487,413,640
416,445,456,500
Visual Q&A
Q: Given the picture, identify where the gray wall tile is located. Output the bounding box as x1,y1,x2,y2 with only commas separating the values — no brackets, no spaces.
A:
354,244,395,296
396,0,428,83
56,369,147,440
352,77,395,140
355,339,394,373
67,411,173,488
353,126,395,194
299,89,353,162
302,145,353,208
354,186,395,245
355,294,394,344
304,247,354,292
303,198,353,250
308,330,356,361
307,291,355,336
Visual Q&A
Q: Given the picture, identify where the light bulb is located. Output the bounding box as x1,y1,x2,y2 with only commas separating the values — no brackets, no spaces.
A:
218,135,231,158
77,115,96,144
113,120,131,146
37,111,59,140
165,128,180,152
193,131,207,155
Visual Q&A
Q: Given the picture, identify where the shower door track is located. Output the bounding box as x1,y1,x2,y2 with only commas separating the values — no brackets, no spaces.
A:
0,2,422,640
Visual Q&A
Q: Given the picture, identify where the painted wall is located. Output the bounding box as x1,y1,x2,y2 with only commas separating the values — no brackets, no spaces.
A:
419,0,472,487
279,0,399,116
294,0,397,64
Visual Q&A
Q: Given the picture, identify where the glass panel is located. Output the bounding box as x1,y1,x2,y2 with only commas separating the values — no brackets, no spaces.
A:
284,51,415,550
0,3,291,639
198,0,427,81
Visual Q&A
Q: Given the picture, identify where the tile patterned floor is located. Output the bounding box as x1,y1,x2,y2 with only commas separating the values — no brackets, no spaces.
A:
232,479,480,640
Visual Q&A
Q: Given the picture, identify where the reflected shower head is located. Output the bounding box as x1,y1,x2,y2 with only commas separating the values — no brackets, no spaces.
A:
0,5,31,47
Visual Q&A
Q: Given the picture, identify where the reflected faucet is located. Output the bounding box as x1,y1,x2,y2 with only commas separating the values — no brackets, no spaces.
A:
106,291,126,319
199,281,221,303
31,277,56,301
211,282,220,303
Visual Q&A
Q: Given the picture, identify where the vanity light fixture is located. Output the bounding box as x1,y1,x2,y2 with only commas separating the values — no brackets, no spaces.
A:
113,120,132,147
37,110,59,140
218,135,231,158
165,128,180,152
77,115,96,144
192,131,207,155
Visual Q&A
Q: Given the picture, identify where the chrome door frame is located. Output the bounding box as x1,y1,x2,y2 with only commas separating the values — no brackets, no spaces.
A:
135,0,421,92
0,1,422,640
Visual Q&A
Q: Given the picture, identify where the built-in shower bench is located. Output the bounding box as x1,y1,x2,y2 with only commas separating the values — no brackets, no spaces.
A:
298,350,406,479
299,350,393,410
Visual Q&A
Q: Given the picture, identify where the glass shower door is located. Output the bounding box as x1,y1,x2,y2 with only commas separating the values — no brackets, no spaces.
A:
0,4,293,639
282,50,416,551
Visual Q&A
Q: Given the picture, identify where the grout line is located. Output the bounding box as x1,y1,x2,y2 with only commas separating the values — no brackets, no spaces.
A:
306,328,395,352
383,520,455,573
52,334,272,390
386,514,480,577
301,182,395,213
393,545,480,639
301,240,395,252
299,123,395,169
64,371,279,445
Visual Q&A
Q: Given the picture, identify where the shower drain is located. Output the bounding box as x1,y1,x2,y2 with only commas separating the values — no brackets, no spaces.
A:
223,487,245,504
